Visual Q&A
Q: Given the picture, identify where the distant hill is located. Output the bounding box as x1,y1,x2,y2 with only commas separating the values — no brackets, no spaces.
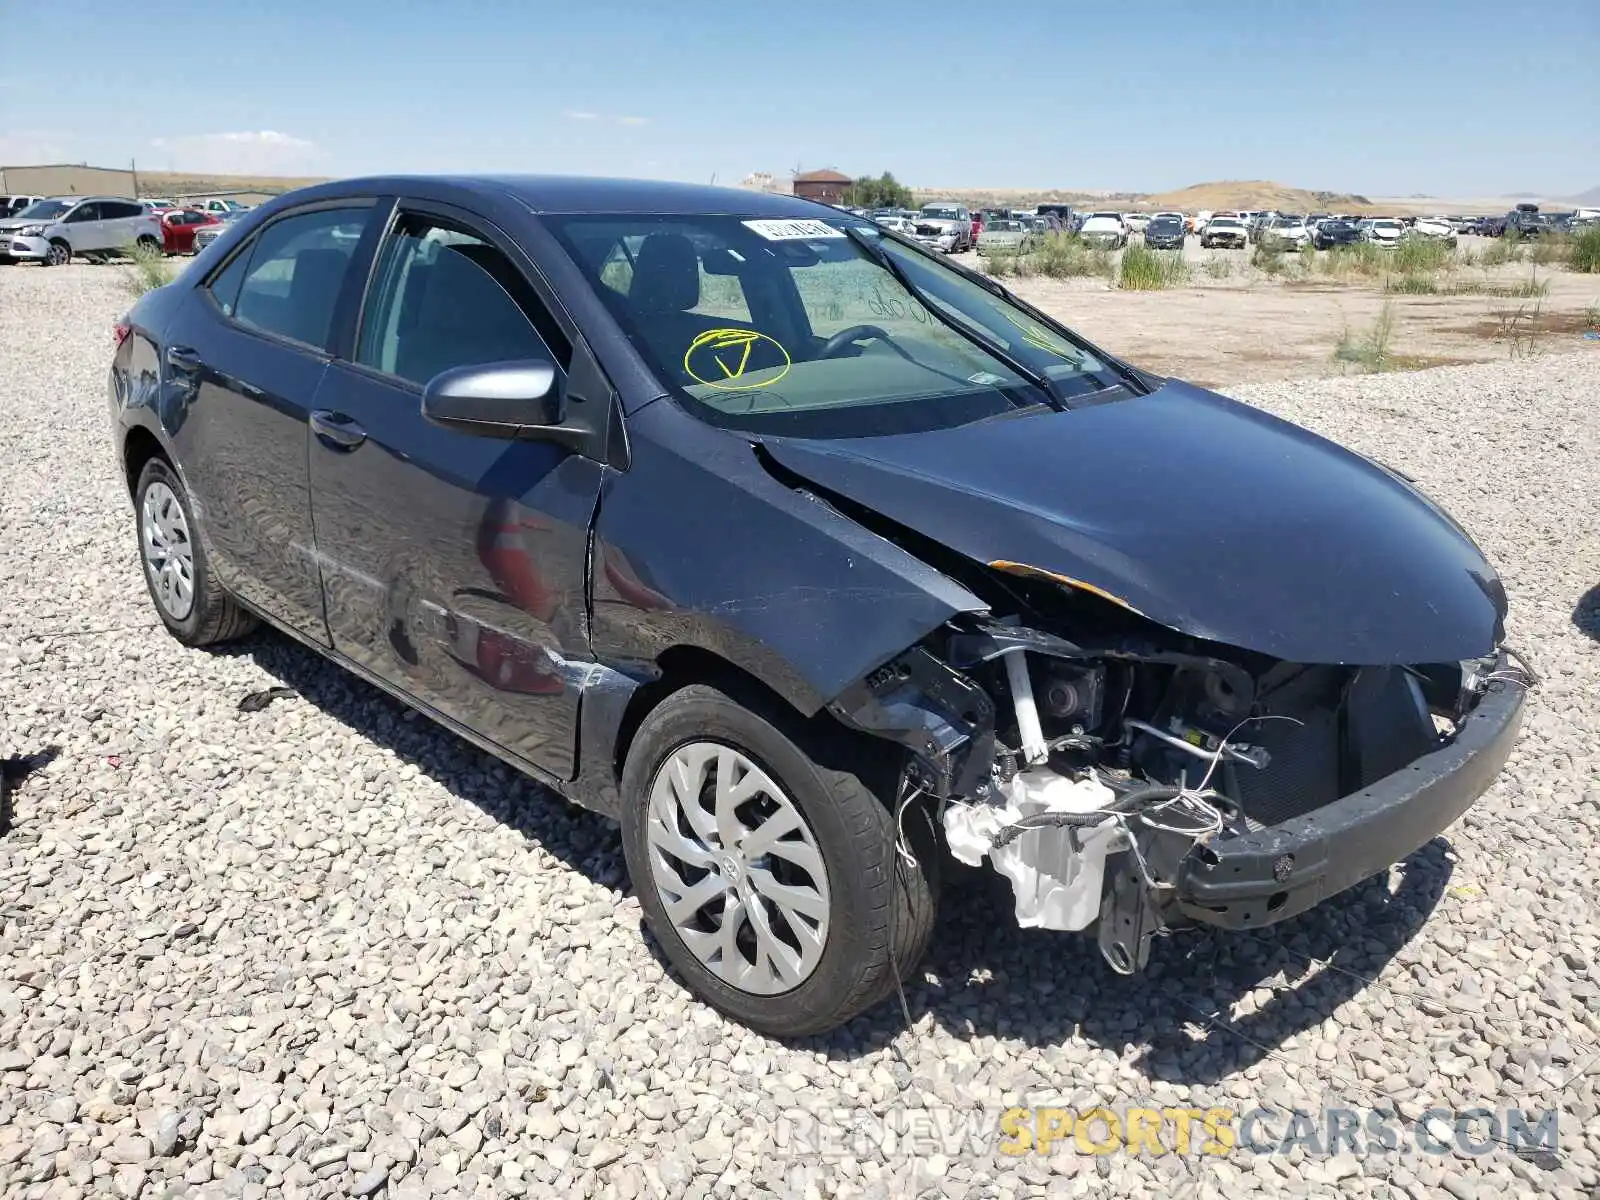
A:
913,179,1374,213
1567,185,1600,206
136,169,329,198
1143,180,1371,212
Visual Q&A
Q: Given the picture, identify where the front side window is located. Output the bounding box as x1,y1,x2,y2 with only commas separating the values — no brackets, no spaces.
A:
229,208,368,349
65,204,100,224
356,214,569,388
13,199,68,220
547,214,1120,438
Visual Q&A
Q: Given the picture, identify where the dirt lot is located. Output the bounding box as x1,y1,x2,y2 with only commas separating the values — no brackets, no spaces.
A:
950,236,1600,388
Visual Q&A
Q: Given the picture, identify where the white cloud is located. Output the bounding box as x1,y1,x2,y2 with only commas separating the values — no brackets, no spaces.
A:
564,111,650,126
0,129,75,163
150,131,324,176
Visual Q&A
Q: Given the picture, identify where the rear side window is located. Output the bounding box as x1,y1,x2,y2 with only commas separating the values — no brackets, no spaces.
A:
104,202,145,219
229,208,367,350
355,214,570,387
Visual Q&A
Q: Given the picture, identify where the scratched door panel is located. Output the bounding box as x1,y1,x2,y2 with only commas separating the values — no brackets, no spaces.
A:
307,361,600,779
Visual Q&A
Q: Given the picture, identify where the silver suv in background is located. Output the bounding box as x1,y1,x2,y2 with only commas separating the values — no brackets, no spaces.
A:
0,196,162,266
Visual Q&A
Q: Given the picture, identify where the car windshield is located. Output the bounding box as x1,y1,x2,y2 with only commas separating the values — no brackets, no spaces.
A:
14,199,72,220
919,206,960,220
1149,218,1182,230
1211,219,1242,228
1374,221,1401,230
986,220,1025,232
547,214,1121,438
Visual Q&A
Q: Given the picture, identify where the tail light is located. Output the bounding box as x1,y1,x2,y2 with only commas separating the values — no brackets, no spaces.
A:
113,319,131,348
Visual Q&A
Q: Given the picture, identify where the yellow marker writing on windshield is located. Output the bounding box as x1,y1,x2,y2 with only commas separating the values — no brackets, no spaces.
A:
684,329,791,391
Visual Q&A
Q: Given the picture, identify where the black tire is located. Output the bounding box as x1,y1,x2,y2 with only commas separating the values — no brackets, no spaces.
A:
619,683,938,1038
44,240,69,267
133,457,258,646
136,235,161,255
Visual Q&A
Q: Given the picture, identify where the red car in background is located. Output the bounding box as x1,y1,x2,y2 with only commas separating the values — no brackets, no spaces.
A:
159,209,220,255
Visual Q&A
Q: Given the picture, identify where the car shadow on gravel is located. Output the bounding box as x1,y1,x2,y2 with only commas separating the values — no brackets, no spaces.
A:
1573,583,1600,643
824,839,1454,1085
220,628,1453,1085
224,632,630,894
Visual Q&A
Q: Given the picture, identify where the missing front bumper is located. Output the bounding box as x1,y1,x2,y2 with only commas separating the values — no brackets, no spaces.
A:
1175,675,1525,929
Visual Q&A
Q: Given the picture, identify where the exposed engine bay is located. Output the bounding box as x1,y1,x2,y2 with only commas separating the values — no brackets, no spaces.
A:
829,565,1535,975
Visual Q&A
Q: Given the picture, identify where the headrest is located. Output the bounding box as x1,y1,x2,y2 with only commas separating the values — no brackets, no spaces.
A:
629,233,700,314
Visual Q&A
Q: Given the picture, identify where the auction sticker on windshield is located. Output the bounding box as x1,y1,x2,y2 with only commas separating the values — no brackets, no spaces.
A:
742,219,846,241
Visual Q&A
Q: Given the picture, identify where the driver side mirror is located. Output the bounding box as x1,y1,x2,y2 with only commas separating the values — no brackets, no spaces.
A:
421,357,617,464
422,361,565,438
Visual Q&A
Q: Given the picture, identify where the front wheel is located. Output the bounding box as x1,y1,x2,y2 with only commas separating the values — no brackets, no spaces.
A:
133,457,257,646
620,684,938,1038
43,240,70,267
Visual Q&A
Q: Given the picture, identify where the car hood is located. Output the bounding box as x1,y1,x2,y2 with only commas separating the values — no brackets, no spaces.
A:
760,380,1505,665
0,218,43,231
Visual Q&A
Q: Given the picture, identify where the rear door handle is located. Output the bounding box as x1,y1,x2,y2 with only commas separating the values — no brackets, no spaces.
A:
310,409,367,451
165,345,202,372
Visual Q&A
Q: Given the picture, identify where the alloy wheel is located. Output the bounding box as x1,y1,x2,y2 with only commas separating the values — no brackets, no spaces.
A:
141,480,195,621
645,741,831,995
45,242,68,267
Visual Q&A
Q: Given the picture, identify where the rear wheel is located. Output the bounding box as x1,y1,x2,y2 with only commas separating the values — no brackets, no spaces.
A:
620,684,938,1038
136,235,161,255
134,457,257,646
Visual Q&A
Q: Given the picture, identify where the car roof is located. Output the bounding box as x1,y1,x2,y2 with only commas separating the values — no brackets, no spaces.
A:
281,174,848,218
236,174,835,218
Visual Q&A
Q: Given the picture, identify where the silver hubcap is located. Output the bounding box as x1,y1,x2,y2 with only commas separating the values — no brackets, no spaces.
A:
646,742,831,995
48,244,66,265
141,481,195,620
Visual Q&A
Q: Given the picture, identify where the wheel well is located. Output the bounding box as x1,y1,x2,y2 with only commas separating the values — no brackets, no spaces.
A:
122,427,167,498
609,645,891,786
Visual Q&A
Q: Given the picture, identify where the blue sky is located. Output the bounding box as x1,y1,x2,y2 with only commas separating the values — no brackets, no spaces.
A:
3,0,1595,197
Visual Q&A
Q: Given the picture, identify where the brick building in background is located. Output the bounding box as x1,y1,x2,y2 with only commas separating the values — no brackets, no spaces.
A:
791,169,851,205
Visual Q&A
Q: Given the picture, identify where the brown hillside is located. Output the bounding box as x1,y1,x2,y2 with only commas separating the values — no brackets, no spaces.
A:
1144,180,1372,212
135,170,330,198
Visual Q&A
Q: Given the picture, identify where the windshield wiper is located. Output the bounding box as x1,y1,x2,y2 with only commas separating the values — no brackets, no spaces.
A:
843,226,1067,411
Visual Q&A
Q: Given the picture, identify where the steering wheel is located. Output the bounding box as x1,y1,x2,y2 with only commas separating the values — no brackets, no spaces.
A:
818,324,895,359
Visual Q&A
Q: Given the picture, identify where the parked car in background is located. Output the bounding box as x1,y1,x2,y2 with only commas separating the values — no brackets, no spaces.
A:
1408,217,1457,247
1199,216,1248,249
196,198,252,216
189,210,249,255
1190,210,1213,234
1077,212,1127,248
1,194,46,217
976,218,1038,257
1261,216,1311,249
1503,207,1554,239
1360,219,1403,248
1142,214,1186,250
108,174,1525,1038
1313,219,1362,249
1123,213,1151,234
913,203,973,253
872,213,917,236
1036,203,1074,228
160,208,222,256
0,196,161,266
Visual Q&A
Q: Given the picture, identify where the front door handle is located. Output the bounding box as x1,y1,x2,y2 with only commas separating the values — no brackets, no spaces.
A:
165,345,202,372
310,410,367,451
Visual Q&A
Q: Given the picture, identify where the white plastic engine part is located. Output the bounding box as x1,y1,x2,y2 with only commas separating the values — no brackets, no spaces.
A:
942,770,1122,931
1003,648,1049,765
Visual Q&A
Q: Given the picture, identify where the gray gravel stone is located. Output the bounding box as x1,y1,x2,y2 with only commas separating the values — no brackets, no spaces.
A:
0,267,1596,1199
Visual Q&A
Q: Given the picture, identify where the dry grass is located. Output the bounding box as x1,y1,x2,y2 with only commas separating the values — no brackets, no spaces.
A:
1333,301,1399,372
120,242,174,297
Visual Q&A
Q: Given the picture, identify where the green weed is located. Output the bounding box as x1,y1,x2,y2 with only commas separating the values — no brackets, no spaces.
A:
1117,243,1188,290
1332,301,1398,372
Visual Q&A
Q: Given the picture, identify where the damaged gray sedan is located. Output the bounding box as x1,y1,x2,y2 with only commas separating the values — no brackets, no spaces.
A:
110,177,1528,1039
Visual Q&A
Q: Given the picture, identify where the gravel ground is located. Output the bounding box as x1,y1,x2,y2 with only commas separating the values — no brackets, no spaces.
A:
1,263,1597,1200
